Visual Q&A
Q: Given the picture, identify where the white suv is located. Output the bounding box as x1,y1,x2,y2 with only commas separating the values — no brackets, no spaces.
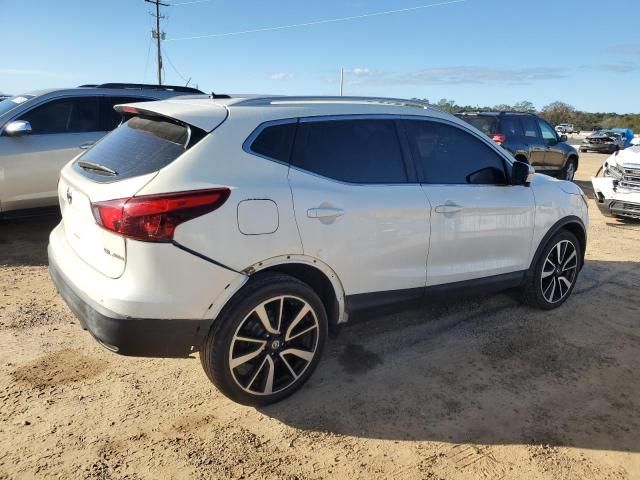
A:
48,95,589,405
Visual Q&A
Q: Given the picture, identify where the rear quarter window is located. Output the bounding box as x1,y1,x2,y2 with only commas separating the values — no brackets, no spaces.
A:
73,115,194,183
248,121,296,162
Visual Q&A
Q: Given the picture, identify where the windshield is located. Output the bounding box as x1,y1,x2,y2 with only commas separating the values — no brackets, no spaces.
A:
73,115,190,183
0,95,35,117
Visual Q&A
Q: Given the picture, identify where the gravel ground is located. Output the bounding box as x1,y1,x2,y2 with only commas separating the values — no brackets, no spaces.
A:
1,152,639,479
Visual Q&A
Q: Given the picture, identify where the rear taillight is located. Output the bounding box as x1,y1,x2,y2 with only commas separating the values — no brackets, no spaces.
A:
91,188,230,242
491,133,506,145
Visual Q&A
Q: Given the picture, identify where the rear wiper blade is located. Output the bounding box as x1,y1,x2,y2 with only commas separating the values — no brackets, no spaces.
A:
77,160,118,176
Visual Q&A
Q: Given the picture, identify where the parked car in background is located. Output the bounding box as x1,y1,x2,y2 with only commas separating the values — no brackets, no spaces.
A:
49,95,589,406
0,83,203,218
555,123,576,134
611,128,635,148
456,112,580,181
580,130,626,154
591,146,640,219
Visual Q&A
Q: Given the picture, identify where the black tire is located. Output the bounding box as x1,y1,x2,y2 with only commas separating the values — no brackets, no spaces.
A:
521,229,582,310
561,157,577,181
200,272,328,406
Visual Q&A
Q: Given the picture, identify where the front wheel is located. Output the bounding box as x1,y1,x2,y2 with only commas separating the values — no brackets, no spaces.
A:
562,158,577,181
200,273,328,406
521,230,581,310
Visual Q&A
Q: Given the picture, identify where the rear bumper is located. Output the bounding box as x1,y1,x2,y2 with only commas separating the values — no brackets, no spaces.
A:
49,248,209,357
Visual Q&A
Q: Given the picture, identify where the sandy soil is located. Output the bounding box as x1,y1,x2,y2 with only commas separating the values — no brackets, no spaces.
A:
1,152,639,479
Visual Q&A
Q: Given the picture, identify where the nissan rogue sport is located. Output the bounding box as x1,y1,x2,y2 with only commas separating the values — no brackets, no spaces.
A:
48,95,589,405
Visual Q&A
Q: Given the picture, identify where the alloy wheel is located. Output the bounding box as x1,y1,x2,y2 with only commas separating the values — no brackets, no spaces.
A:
228,295,320,396
565,161,575,181
540,239,578,304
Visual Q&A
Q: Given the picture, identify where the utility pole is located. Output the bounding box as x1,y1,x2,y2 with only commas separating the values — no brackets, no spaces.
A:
145,0,168,85
339,68,344,96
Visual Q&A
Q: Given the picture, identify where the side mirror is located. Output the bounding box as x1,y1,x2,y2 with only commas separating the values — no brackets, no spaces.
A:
4,120,33,137
511,160,535,186
560,134,568,142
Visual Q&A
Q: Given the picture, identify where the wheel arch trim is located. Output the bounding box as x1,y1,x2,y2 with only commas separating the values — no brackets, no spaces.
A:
205,255,347,326
529,216,587,275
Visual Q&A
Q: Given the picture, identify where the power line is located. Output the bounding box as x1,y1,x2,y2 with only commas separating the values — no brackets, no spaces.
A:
166,0,466,42
171,0,212,5
143,37,153,82
162,47,189,83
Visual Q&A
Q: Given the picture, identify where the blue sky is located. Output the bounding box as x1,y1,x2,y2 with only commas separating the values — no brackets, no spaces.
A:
2,0,639,113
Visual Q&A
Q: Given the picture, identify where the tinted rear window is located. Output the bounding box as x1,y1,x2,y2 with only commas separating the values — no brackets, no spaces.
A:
73,115,190,183
456,115,497,136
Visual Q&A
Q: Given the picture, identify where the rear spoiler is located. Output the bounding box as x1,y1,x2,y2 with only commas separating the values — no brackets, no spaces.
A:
113,100,228,132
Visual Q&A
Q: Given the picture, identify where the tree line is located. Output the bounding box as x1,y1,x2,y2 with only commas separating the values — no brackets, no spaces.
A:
415,99,640,132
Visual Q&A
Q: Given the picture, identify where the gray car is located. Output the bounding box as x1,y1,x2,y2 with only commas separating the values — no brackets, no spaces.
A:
0,83,203,218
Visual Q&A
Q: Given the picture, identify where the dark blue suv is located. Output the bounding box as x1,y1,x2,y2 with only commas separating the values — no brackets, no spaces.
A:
456,112,579,181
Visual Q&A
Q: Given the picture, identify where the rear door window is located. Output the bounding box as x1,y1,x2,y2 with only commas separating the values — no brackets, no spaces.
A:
291,119,407,183
19,97,100,134
500,116,524,136
403,120,507,185
73,115,191,183
520,116,540,138
100,96,153,131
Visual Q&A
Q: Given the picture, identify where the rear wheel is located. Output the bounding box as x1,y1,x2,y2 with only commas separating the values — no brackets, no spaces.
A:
200,273,328,406
521,230,581,310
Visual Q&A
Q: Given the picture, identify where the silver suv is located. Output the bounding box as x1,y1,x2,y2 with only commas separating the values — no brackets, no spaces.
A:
0,83,203,218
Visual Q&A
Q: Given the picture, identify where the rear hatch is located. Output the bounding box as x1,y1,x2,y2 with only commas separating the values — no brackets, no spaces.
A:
58,100,227,278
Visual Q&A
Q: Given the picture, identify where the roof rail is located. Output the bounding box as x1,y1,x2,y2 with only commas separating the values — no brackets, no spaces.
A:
87,83,204,94
235,96,432,109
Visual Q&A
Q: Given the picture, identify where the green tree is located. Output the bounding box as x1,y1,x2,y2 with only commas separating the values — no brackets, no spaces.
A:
512,101,537,113
540,101,576,126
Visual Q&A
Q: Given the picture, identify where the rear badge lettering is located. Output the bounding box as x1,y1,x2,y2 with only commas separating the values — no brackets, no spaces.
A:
103,248,125,261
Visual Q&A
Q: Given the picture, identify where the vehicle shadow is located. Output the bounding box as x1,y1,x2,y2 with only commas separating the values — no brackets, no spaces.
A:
0,215,60,267
260,259,640,453
573,179,594,199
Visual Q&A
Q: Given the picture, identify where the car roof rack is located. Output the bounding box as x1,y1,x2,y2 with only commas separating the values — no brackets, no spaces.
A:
80,83,204,94
235,96,432,110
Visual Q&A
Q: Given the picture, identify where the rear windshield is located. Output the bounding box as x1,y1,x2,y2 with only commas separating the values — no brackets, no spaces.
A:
456,115,497,136
73,115,190,182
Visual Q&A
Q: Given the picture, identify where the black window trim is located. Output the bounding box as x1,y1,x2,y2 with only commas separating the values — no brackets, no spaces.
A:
398,116,514,187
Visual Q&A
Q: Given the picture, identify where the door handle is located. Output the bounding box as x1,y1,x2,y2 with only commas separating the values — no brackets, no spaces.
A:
79,142,95,150
435,204,463,214
307,207,345,219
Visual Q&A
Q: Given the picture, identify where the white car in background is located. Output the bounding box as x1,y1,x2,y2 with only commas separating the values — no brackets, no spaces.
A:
49,95,589,405
592,147,640,219
0,83,203,218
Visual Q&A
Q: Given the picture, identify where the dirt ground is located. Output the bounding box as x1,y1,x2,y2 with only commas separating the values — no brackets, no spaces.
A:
1,152,639,480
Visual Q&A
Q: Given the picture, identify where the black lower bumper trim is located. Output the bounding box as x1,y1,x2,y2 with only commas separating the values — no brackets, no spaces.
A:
48,247,210,358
